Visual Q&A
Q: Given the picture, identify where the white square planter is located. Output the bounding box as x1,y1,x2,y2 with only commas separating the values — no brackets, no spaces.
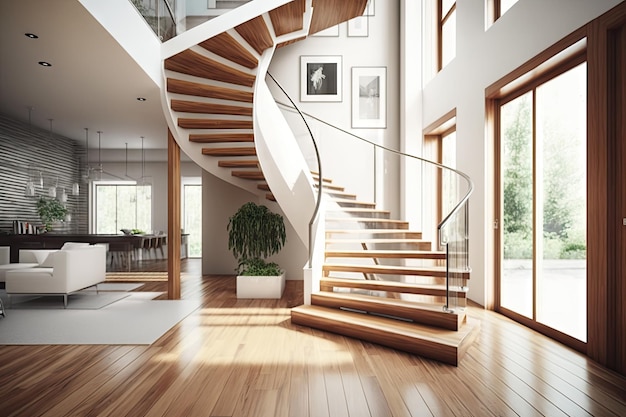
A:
236,272,286,299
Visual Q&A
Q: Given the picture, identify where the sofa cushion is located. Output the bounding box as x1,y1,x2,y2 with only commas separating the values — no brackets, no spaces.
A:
0,263,39,282
39,252,56,268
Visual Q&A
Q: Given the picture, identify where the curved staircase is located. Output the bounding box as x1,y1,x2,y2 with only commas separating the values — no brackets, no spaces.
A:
159,0,477,366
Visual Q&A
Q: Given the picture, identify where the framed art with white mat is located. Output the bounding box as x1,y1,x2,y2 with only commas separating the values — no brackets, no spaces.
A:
351,66,387,128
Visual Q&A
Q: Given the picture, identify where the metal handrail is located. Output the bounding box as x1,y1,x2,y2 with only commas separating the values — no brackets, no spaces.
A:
266,73,324,268
273,100,474,246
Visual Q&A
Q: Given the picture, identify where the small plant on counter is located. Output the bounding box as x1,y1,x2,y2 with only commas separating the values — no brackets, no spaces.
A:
36,197,69,231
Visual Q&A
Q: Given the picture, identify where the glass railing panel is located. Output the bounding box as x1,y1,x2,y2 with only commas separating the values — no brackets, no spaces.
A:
129,0,253,41
129,0,176,41
274,99,473,313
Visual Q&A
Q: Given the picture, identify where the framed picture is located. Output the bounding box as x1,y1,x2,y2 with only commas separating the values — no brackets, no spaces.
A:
312,25,339,37
347,16,368,37
352,67,386,128
300,56,342,102
364,0,375,16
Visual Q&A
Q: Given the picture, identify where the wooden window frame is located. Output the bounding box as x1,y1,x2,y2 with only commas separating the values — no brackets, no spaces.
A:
438,0,457,71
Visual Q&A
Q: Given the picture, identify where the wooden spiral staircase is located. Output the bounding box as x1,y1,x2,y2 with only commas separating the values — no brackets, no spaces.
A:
161,0,478,365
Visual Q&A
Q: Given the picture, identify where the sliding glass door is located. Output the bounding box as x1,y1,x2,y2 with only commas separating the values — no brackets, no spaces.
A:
498,62,587,342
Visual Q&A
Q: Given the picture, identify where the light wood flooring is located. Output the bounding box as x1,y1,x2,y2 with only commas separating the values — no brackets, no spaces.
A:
1,259,625,417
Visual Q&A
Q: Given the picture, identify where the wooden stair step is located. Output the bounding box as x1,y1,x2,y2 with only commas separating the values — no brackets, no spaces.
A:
311,292,465,330
327,208,391,218
325,238,432,251
202,147,256,156
329,198,376,208
257,183,270,191
232,170,265,180
290,305,479,366
179,118,253,130
326,217,409,229
198,32,259,69
325,229,423,239
320,277,467,298
165,49,255,87
322,190,358,200
323,263,470,279
167,78,253,103
190,133,254,143
325,249,446,260
218,160,259,168
315,183,345,191
310,172,333,183
171,99,252,116
266,193,276,201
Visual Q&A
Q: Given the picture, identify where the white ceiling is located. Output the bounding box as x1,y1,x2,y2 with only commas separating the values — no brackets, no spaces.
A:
0,0,168,157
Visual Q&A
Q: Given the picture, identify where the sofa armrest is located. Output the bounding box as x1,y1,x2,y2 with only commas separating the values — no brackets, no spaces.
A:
53,245,106,293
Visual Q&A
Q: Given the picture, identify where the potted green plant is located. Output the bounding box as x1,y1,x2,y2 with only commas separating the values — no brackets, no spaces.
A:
227,201,286,298
36,196,69,232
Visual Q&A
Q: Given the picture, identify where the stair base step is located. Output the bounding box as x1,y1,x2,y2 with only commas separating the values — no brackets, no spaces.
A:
311,292,465,330
291,305,480,366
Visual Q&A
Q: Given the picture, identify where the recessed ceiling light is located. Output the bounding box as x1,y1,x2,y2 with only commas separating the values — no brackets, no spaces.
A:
25,33,38,39
137,97,147,101
38,61,52,67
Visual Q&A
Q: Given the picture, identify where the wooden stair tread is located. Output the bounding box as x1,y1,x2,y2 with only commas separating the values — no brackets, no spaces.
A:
325,238,427,244
189,133,254,143
167,78,253,103
315,183,345,191
325,249,446,259
329,198,376,208
171,99,252,116
198,32,259,69
218,160,259,168
322,190,358,199
202,147,256,156
321,277,468,298
311,291,465,330
266,193,276,201
257,183,270,191
327,208,391,216
325,229,423,238
179,118,253,130
323,263,470,279
326,218,409,229
165,49,255,87
232,170,265,180
291,305,480,365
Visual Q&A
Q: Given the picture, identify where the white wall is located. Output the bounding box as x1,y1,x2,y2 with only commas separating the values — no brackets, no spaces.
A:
419,0,623,306
268,1,401,217
201,171,307,279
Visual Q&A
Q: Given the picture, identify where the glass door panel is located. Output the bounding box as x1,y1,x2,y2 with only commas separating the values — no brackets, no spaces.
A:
500,92,534,318
535,63,587,341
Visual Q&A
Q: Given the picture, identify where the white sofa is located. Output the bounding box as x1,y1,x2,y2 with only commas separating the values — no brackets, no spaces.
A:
0,248,58,283
5,245,106,308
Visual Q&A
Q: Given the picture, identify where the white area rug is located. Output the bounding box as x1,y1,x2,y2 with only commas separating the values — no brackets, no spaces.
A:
0,292,200,345
2,292,131,310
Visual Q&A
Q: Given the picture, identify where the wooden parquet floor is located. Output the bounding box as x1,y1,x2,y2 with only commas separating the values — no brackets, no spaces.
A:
0,259,625,416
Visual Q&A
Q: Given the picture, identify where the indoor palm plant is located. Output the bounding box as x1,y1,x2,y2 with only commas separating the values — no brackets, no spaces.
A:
227,202,286,298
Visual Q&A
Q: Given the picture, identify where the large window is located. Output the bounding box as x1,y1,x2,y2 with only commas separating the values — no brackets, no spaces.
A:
182,183,202,258
497,61,587,342
439,0,456,70
94,182,152,234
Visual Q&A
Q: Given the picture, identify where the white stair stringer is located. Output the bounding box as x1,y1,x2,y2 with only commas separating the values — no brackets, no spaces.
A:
254,51,316,246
